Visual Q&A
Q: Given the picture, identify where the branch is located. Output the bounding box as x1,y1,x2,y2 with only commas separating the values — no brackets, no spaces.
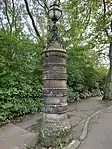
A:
26,19,37,39
84,8,91,31
102,0,109,37
37,0,45,9
11,0,15,25
24,0,41,38
11,0,18,32
37,0,48,11
110,20,112,33
3,0,12,32
0,18,5,32
43,0,48,10
79,6,91,40
58,0,61,5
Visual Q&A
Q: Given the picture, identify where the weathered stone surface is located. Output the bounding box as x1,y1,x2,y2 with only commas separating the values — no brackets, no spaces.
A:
43,50,68,59
38,116,74,148
44,65,66,72
43,63,67,67
43,113,68,121
42,104,68,114
43,88,68,97
43,72,67,80
44,55,66,64
38,41,73,148
44,97,67,105
48,42,65,50
44,80,67,88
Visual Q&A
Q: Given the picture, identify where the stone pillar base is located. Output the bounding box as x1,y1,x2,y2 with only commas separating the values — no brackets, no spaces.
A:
38,42,74,148
38,114,74,148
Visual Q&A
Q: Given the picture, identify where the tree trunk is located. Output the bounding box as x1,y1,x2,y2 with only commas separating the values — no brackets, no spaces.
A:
103,42,112,100
103,20,112,100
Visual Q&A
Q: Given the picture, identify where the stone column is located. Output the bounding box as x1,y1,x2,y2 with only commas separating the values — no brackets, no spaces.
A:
38,42,73,148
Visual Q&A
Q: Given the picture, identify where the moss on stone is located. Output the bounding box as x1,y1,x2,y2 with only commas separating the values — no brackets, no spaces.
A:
38,124,75,148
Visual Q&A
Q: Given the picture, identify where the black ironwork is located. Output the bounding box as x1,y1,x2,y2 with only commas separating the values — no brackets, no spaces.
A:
48,1,62,42
52,23,60,41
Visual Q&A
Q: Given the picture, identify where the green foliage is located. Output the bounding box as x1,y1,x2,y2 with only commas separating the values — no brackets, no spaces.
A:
0,31,107,122
67,46,107,102
0,31,43,123
0,99,42,122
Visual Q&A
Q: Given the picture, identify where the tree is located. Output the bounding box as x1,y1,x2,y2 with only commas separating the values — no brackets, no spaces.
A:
103,20,112,100
0,0,108,123
102,0,112,100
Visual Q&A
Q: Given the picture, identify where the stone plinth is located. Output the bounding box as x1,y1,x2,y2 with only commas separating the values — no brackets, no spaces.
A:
38,42,73,148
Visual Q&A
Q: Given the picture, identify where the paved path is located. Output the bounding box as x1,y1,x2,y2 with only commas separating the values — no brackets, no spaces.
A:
0,97,111,149
78,106,112,149
0,124,36,149
12,97,110,133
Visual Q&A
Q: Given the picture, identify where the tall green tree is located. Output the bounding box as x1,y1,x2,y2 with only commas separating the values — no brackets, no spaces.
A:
101,0,112,100
0,0,108,122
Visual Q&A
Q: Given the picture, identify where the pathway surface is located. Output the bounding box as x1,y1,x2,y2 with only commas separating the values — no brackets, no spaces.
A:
0,96,111,149
78,105,112,149
12,97,110,133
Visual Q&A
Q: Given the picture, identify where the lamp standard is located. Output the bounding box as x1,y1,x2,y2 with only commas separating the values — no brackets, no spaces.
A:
48,1,62,42
38,1,73,148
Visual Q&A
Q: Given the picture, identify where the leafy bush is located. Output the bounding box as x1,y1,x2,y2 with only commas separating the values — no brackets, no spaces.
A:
68,88,80,102
0,32,43,123
67,46,107,102
0,99,42,123
0,31,107,122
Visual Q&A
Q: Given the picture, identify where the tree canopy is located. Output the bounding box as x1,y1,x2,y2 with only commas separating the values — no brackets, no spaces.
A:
0,0,110,123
